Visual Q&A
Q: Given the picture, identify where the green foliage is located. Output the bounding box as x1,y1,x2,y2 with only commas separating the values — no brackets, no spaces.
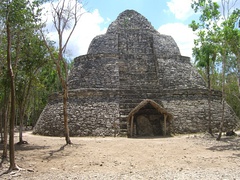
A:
190,0,240,120
0,0,62,127
190,0,220,69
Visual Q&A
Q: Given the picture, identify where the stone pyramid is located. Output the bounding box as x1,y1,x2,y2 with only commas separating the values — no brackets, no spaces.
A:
34,10,238,137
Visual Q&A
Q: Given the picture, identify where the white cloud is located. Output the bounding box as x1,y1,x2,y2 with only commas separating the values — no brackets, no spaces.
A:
158,23,197,59
167,0,194,20
167,0,240,21
66,9,107,57
41,1,107,59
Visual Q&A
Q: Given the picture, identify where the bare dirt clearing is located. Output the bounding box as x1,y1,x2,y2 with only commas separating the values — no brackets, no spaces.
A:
1,131,240,180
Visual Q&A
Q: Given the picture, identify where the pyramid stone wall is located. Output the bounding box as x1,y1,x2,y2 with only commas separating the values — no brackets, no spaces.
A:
33,10,239,136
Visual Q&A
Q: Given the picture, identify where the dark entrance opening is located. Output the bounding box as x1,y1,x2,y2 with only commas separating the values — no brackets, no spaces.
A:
128,99,172,137
135,104,164,136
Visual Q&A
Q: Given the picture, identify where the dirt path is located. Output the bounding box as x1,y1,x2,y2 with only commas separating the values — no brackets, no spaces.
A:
1,131,240,179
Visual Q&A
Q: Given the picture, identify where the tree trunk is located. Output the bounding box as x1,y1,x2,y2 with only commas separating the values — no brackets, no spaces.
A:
63,83,71,144
217,52,226,141
0,93,9,167
18,74,32,144
57,42,71,144
2,94,10,161
2,104,8,160
18,107,24,143
55,58,71,144
207,64,213,136
7,20,18,171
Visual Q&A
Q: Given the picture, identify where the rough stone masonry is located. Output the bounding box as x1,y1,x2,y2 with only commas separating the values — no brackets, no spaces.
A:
33,10,239,137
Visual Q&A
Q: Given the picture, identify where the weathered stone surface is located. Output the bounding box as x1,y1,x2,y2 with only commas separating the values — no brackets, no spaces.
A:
33,10,239,137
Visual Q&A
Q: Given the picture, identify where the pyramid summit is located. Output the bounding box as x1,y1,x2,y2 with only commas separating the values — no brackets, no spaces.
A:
107,10,156,33
34,10,238,137
88,9,180,56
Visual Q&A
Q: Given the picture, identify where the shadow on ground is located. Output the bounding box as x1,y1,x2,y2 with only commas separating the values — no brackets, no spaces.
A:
130,135,174,139
207,136,240,152
0,143,50,152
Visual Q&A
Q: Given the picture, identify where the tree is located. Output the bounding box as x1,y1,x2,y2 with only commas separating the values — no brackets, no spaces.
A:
0,0,46,172
191,0,240,140
224,9,240,93
216,3,240,140
190,0,220,136
5,0,19,171
16,33,51,144
40,0,84,144
216,40,228,141
0,20,9,163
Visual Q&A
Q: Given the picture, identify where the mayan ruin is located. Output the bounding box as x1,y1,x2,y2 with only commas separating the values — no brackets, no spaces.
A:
33,10,239,137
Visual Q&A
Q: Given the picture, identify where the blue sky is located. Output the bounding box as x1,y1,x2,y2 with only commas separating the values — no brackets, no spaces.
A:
43,0,239,60
87,0,198,29
87,0,175,28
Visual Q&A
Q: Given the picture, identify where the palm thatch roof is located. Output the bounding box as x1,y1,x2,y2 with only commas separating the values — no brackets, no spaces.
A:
127,99,173,121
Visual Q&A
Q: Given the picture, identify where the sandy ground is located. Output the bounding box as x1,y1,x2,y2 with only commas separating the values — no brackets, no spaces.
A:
0,131,240,180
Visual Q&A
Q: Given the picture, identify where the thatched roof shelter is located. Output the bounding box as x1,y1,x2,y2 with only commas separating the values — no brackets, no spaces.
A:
127,99,173,137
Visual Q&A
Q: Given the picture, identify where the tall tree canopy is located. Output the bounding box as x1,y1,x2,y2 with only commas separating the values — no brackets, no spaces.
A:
190,0,240,140
0,0,61,172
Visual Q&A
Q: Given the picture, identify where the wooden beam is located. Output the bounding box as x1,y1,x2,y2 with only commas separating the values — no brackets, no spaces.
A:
130,115,134,137
164,114,167,136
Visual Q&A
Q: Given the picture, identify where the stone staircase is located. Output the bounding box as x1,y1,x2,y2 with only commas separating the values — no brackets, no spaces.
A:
117,53,161,136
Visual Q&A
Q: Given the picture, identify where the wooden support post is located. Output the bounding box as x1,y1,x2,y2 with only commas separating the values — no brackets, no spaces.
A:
164,114,167,136
130,116,134,137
